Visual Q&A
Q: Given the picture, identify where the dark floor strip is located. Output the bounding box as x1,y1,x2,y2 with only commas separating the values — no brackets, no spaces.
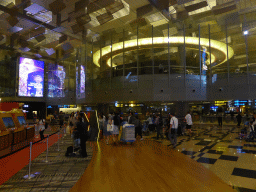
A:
232,168,256,179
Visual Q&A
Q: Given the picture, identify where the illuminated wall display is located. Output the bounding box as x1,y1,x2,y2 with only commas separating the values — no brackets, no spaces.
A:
76,65,85,99
48,64,66,98
93,37,234,68
80,65,85,98
18,57,44,97
76,66,79,98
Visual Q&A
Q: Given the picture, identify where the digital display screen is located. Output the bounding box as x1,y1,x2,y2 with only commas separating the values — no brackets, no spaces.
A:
76,65,85,99
2,117,15,128
48,63,66,97
80,65,85,98
18,57,44,97
17,116,26,125
76,66,79,98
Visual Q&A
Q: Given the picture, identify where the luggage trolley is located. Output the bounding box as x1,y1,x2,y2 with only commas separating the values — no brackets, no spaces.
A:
120,124,136,144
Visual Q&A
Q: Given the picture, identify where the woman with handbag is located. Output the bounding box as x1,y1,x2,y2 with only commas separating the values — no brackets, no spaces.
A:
38,118,46,143
111,112,120,144
103,115,111,144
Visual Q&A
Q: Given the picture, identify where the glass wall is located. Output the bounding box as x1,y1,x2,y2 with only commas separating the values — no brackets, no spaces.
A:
1,9,256,102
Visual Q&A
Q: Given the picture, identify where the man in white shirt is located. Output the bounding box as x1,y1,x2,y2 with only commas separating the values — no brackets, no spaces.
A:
169,113,178,148
185,111,193,137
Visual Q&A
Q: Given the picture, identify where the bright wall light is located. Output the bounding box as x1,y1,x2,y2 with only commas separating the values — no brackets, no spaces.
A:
93,37,234,68
243,31,248,35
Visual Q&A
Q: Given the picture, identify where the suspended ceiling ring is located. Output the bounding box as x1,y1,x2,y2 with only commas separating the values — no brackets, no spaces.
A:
93,37,234,68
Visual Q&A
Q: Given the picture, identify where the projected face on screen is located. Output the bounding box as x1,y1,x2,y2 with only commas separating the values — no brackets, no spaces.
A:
48,64,66,98
18,57,44,97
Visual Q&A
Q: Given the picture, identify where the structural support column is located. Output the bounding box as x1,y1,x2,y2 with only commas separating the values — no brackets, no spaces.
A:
169,101,189,118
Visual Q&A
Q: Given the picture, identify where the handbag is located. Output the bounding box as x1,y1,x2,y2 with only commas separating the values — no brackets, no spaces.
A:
107,124,114,131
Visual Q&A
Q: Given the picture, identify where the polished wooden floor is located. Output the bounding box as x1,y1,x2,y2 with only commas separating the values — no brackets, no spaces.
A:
70,139,235,192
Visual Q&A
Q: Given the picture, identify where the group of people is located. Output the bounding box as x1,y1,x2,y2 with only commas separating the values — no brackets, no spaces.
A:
67,111,90,157
97,111,193,148
37,110,90,158
98,112,144,145
165,112,193,148
98,112,122,145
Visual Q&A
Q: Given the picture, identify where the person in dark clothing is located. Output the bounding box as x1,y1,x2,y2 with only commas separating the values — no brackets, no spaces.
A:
236,113,242,127
59,111,64,129
217,108,223,127
76,116,89,157
128,112,136,124
134,115,143,140
155,114,164,140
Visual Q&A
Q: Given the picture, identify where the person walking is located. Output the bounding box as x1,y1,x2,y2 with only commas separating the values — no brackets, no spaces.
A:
134,115,143,140
98,114,104,139
155,114,164,140
103,115,111,144
185,111,193,137
76,114,89,158
147,115,154,133
112,112,120,144
38,118,46,142
236,113,242,127
68,112,76,135
217,108,223,127
169,113,178,148
59,111,64,129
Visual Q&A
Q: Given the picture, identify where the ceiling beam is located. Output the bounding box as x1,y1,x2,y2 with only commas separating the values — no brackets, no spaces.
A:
0,4,81,40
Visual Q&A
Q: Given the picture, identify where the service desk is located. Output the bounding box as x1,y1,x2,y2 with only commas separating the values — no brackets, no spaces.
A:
12,128,26,145
0,131,12,151
26,126,35,141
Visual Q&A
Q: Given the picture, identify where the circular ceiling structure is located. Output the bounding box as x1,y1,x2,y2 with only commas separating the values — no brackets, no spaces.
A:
93,36,234,68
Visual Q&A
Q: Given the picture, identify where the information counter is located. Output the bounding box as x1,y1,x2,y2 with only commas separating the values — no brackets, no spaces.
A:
11,112,35,141
0,131,12,151
0,111,35,157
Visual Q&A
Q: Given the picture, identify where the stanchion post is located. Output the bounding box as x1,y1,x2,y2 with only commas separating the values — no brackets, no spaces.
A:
24,142,35,179
45,135,49,163
57,131,60,151
61,127,65,144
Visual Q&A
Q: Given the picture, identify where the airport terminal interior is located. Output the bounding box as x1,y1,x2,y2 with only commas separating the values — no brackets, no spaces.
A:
0,0,256,191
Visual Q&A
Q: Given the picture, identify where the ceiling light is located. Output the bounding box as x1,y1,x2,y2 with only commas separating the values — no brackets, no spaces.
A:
93,37,234,68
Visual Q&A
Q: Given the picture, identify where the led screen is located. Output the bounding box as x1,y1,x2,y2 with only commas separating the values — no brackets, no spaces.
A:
48,64,66,97
80,65,85,98
76,65,85,99
2,117,15,128
76,66,79,98
17,116,26,126
18,57,44,97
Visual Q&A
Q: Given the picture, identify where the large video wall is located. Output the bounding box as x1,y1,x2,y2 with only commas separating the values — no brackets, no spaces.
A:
18,57,44,97
48,63,66,97
76,65,85,99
